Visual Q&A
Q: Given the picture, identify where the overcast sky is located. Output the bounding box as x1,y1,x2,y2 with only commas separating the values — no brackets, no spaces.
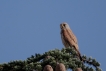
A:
0,0,106,71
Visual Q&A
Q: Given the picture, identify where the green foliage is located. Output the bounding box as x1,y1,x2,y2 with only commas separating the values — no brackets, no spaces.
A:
0,47,102,71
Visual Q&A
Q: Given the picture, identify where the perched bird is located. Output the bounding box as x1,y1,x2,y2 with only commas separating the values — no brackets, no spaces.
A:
60,22,82,61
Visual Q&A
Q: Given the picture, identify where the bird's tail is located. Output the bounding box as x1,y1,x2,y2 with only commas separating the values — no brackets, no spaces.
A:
76,50,83,61
74,50,83,61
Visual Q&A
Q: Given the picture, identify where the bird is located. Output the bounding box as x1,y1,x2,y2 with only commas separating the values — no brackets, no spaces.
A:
60,22,82,61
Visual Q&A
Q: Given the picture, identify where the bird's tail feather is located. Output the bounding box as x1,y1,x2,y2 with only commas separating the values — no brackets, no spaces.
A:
76,50,83,61
72,46,83,61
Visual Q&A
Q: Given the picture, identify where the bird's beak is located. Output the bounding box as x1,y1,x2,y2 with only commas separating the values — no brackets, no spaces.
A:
60,24,63,29
60,24,62,29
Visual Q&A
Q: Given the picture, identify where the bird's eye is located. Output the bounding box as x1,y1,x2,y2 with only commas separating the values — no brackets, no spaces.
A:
63,24,66,26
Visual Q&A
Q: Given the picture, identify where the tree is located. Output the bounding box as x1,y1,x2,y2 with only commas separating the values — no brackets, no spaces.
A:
0,47,101,71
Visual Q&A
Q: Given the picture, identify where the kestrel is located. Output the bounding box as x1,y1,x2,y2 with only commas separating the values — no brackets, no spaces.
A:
60,22,82,61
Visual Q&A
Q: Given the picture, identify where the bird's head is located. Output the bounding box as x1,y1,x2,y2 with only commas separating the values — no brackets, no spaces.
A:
60,22,70,30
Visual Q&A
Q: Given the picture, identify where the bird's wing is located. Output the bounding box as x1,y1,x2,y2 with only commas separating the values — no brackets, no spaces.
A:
66,28,78,44
62,29,78,50
62,29,82,61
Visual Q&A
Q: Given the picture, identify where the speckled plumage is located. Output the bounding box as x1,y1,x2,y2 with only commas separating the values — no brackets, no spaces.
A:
60,22,82,61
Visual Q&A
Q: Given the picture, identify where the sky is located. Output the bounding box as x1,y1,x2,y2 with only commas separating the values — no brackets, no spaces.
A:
0,0,106,71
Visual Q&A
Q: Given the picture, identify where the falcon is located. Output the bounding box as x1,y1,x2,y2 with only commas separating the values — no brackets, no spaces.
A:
60,22,82,61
